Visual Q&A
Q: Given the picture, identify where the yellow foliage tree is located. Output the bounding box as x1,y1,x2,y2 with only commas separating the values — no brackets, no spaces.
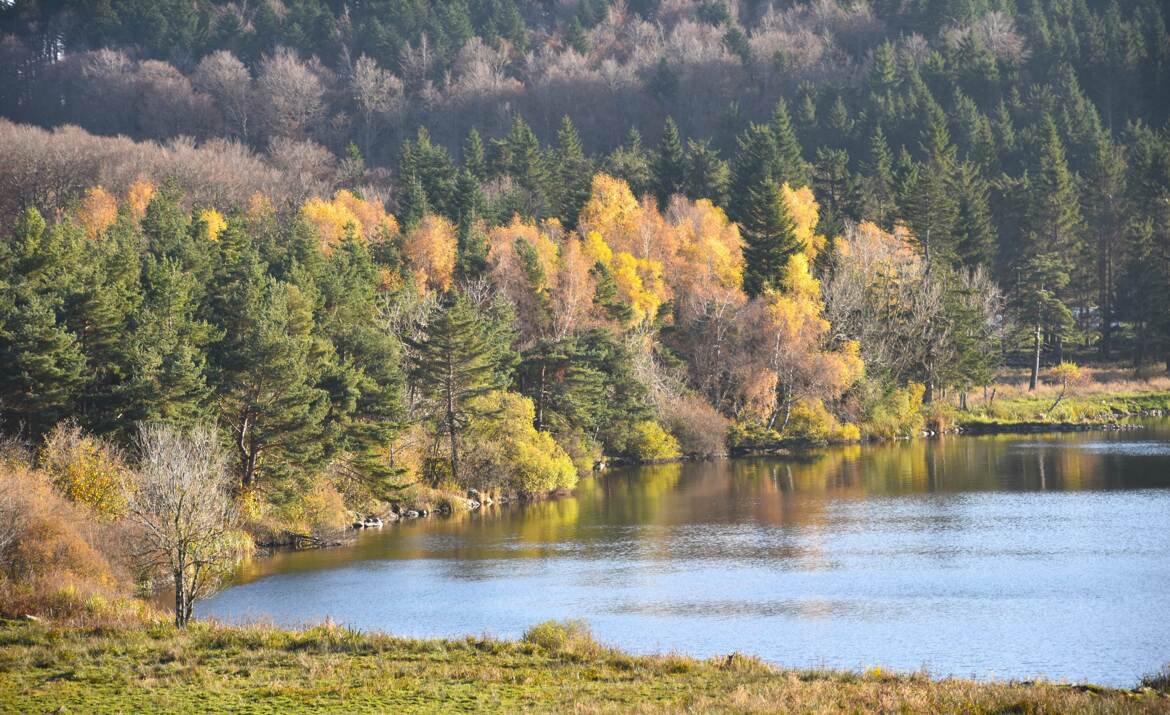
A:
198,208,227,241
125,180,155,220
749,252,864,434
77,186,118,240
783,184,827,260
462,391,578,493
402,214,457,293
38,423,130,519
300,190,399,254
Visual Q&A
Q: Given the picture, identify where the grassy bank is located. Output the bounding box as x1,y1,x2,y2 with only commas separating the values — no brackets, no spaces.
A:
0,619,1165,714
936,367,1170,432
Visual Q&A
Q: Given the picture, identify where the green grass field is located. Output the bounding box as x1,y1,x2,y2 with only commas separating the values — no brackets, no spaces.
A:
0,619,1166,714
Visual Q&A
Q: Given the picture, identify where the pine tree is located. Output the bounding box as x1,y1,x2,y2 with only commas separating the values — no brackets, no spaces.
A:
552,115,594,228
0,208,87,435
651,117,686,207
117,255,213,431
208,224,329,488
901,105,958,264
604,128,652,198
741,180,802,298
400,127,458,218
812,146,857,238
498,114,551,217
683,138,730,206
952,161,997,271
462,128,486,180
770,98,810,187
400,171,430,230
729,123,781,225
863,126,897,229
407,292,501,484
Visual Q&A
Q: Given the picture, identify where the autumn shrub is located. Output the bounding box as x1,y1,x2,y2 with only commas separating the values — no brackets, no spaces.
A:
550,424,603,475
38,422,131,518
1140,664,1170,693
522,619,602,657
862,382,926,440
660,394,729,456
784,400,861,443
612,420,681,462
0,465,127,619
463,391,578,494
270,479,350,533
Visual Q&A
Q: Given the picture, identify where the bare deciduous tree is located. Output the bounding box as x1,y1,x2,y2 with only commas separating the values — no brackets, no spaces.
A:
257,47,325,140
125,424,240,627
194,50,254,140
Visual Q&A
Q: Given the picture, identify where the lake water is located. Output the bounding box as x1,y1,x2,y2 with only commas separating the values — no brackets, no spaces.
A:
200,421,1170,686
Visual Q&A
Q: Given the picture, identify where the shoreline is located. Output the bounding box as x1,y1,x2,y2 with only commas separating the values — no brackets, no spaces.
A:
1,618,1165,713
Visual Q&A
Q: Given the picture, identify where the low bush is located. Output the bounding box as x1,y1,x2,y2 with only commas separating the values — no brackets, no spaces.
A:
521,619,602,657
660,394,729,456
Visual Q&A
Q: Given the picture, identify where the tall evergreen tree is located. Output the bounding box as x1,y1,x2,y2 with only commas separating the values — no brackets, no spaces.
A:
651,117,686,207
952,161,997,271
407,292,501,483
741,180,802,298
770,98,810,187
729,123,781,224
683,138,730,206
552,115,594,228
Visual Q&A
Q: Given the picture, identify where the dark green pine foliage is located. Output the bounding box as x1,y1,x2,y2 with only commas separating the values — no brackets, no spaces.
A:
651,117,686,207
399,128,458,219
0,209,87,435
683,139,730,206
1013,116,1082,388
453,169,489,281
68,219,142,430
741,180,802,298
116,255,213,432
1083,130,1126,357
551,115,594,228
399,171,430,230
728,123,781,225
207,223,330,490
492,114,551,217
952,161,997,271
604,128,653,198
407,292,501,484
770,98,810,187
900,105,958,264
312,234,405,493
812,146,857,239
863,126,897,229
462,128,486,181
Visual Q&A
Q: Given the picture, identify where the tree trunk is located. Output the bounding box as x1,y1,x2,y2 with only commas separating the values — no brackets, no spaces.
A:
1029,323,1041,391
174,569,186,627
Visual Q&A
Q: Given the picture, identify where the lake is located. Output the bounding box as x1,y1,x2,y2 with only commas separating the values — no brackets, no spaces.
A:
199,421,1170,687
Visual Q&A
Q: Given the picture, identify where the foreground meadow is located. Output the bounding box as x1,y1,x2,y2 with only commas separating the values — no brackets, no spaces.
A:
0,619,1166,714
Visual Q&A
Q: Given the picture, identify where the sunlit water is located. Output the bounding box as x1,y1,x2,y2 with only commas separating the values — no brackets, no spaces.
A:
200,421,1170,686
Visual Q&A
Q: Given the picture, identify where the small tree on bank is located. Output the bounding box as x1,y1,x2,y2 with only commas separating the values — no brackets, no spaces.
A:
125,424,240,627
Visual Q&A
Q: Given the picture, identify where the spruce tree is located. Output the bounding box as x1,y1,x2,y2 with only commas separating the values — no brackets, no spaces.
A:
741,179,802,298
683,138,730,206
770,98,810,187
407,292,501,484
604,128,652,198
462,128,486,180
651,117,686,207
729,123,781,224
952,161,997,271
863,126,897,229
552,115,594,228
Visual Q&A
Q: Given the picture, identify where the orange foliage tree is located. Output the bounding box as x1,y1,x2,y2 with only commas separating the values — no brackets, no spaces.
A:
402,214,457,293
77,186,118,240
